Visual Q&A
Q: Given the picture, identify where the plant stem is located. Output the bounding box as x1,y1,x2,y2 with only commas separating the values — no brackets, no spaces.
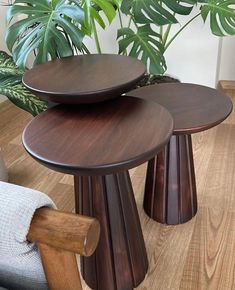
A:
162,23,172,47
164,12,201,51
92,18,102,53
118,8,124,29
118,8,127,55
160,25,163,37
132,17,139,30
128,16,132,28
159,1,163,36
162,10,176,47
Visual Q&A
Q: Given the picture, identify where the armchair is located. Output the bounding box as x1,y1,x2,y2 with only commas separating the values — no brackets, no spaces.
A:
0,182,100,290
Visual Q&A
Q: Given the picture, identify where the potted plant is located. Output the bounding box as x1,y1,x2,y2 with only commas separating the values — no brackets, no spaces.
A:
1,0,235,114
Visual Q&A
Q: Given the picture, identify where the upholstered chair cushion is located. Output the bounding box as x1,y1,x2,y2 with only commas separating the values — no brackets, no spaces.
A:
0,182,56,290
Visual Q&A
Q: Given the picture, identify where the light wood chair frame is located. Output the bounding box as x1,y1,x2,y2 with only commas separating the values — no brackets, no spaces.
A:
27,208,100,290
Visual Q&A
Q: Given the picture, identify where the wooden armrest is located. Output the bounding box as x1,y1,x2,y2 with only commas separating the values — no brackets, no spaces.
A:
27,208,100,256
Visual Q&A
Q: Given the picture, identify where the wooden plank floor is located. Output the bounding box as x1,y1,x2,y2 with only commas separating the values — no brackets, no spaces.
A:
0,90,235,289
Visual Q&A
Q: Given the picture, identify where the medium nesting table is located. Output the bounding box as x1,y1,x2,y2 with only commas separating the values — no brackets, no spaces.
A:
127,83,233,225
22,97,173,290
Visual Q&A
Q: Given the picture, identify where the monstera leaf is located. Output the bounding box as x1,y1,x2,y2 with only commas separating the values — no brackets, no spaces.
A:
81,0,117,32
0,51,48,116
117,25,166,75
201,0,235,36
6,0,84,68
121,0,196,25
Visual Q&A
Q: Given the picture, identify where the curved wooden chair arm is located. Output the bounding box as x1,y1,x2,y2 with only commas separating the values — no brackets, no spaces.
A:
26,208,100,290
27,208,100,256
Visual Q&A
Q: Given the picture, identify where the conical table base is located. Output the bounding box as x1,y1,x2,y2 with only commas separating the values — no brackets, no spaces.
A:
75,171,148,290
144,135,198,225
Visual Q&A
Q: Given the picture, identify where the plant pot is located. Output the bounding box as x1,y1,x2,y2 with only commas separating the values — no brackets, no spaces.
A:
137,74,180,88
0,151,8,182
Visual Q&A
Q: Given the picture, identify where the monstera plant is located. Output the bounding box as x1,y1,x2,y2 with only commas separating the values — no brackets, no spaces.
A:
5,0,235,73
118,0,235,75
2,0,235,114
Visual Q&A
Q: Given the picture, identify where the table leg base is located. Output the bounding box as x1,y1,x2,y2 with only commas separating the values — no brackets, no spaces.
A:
144,134,197,225
74,171,148,290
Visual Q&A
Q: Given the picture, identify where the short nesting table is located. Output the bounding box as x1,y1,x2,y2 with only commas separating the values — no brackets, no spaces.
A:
127,83,233,225
23,97,173,290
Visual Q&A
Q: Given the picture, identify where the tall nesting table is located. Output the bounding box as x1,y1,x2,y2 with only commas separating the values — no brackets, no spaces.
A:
22,55,174,290
128,83,232,225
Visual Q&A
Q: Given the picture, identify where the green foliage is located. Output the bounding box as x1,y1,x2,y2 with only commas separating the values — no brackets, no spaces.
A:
82,0,117,32
2,0,235,114
6,0,85,68
3,0,120,114
201,0,235,36
0,50,24,76
5,0,121,67
0,51,48,116
118,25,166,74
119,0,235,74
121,0,195,25
4,0,235,78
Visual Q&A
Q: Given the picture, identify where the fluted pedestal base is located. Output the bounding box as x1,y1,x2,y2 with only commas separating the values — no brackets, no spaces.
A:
144,135,197,225
74,171,148,290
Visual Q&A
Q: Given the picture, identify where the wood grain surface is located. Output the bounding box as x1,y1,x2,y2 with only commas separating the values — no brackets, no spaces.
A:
23,54,146,104
28,208,100,256
22,96,173,175
1,86,235,289
144,135,197,225
39,243,83,290
127,83,233,134
74,172,148,290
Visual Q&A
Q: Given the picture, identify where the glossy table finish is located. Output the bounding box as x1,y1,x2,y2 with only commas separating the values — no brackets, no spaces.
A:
127,83,233,225
22,54,146,104
23,96,173,290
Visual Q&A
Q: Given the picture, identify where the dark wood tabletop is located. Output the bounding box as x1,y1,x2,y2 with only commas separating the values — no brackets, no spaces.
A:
127,83,233,134
22,96,173,175
23,54,146,104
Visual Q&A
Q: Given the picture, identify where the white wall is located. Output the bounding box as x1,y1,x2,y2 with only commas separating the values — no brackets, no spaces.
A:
0,6,8,102
84,8,220,88
0,6,8,51
218,37,235,81
164,10,220,88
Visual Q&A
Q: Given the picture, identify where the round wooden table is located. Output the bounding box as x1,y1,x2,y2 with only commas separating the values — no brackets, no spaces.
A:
22,54,146,104
22,96,173,290
127,83,233,225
